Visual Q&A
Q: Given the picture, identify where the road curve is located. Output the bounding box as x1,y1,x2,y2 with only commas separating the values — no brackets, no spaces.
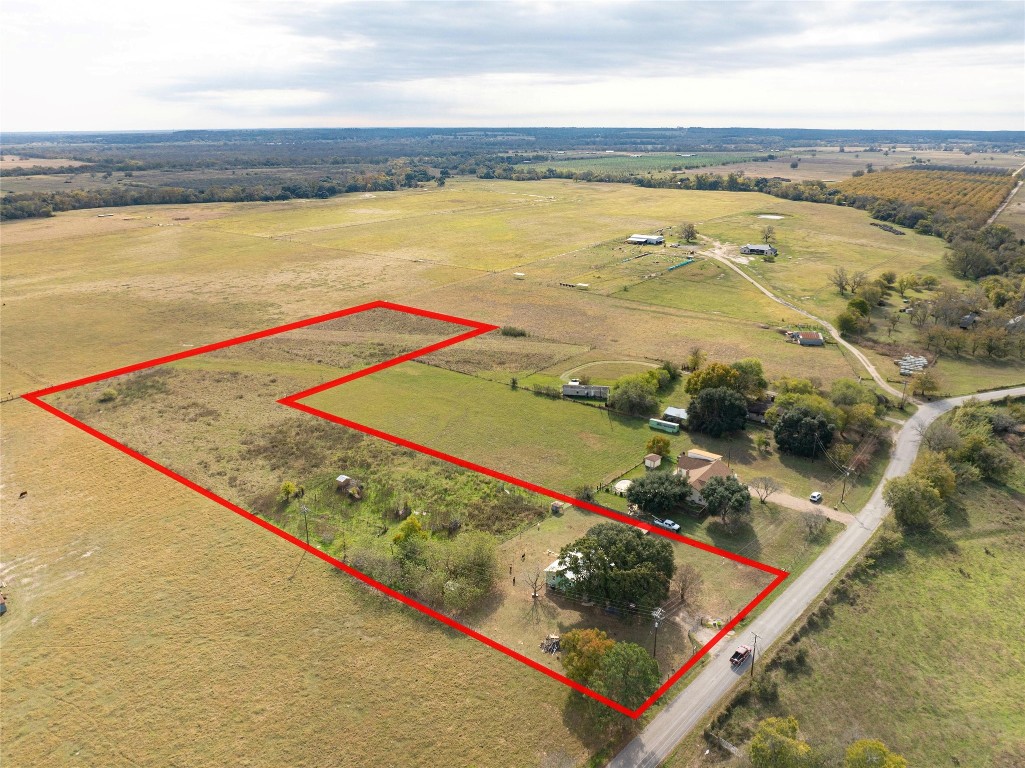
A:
702,243,905,401
608,385,1025,768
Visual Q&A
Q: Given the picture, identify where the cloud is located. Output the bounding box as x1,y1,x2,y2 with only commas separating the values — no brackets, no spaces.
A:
2,0,1022,130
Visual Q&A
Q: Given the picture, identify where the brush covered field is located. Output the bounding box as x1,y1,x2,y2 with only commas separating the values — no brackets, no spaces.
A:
0,177,1011,767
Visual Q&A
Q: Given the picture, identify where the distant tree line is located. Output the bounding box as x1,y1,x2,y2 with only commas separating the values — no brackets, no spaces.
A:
0,164,437,221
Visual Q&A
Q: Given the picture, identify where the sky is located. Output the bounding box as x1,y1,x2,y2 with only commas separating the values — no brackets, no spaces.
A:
2,0,1023,132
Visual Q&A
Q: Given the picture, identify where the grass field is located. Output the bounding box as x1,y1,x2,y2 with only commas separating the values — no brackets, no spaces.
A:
671,436,1025,768
0,401,604,768
695,200,954,321
302,360,680,492
2,175,1016,767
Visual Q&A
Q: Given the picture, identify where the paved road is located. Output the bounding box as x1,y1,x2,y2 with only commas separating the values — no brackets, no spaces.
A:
702,242,905,400
608,385,1025,768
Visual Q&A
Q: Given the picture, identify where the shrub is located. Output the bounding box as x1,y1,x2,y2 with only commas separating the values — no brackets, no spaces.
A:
499,325,528,337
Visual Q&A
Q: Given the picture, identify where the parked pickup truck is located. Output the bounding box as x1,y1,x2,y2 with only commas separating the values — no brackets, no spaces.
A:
729,645,753,667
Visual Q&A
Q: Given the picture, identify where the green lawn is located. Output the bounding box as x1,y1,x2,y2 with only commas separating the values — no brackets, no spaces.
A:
301,361,684,493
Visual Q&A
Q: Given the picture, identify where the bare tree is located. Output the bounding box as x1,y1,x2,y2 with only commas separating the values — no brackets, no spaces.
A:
828,266,850,295
677,563,704,606
887,312,902,337
761,225,776,244
848,270,870,294
523,566,544,599
802,512,827,541
750,476,782,504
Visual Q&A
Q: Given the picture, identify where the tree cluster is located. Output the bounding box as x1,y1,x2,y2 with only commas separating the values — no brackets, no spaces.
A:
608,367,674,417
561,629,660,724
885,399,1018,530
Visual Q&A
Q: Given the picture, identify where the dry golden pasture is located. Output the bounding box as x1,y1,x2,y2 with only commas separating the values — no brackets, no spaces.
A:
0,177,971,766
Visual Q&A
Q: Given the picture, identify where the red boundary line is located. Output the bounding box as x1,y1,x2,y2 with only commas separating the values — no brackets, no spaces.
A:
24,300,788,718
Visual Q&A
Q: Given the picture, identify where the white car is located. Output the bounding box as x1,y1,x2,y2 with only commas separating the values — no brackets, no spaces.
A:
653,517,681,532
809,491,823,503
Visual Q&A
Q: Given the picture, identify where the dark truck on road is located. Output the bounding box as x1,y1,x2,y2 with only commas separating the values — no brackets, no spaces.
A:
729,645,753,667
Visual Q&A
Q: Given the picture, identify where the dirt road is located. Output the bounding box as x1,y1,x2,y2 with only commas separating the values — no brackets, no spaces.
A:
701,239,905,401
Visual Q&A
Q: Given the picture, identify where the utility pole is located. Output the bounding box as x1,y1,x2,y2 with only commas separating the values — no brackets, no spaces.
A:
839,469,851,506
899,377,909,410
750,632,761,679
300,503,311,545
652,607,666,665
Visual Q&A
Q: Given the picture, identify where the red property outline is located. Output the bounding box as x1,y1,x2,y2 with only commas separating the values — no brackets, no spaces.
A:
25,300,788,718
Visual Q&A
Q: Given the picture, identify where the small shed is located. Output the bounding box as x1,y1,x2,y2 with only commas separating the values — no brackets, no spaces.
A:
336,474,354,490
662,406,688,425
792,331,825,346
644,453,662,469
959,313,979,330
545,553,582,590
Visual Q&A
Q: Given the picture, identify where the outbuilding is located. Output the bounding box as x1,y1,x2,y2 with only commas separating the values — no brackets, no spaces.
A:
562,379,610,399
662,406,689,425
626,234,665,245
791,331,825,346
740,244,778,256
644,453,662,469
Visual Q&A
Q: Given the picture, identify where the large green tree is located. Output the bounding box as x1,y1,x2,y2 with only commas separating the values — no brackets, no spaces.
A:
626,472,690,516
558,523,675,611
883,475,942,530
608,375,659,417
687,386,748,437
587,641,660,711
730,358,769,400
701,475,752,531
684,362,740,395
773,406,835,457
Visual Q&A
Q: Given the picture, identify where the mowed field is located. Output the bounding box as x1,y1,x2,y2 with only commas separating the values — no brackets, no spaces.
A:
0,177,997,767
302,360,676,492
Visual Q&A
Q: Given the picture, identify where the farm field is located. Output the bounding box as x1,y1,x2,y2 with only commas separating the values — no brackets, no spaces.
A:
1,175,1013,767
834,167,1017,228
670,440,1025,768
0,400,606,768
693,147,1025,183
30,304,780,714
610,257,807,325
543,152,765,175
